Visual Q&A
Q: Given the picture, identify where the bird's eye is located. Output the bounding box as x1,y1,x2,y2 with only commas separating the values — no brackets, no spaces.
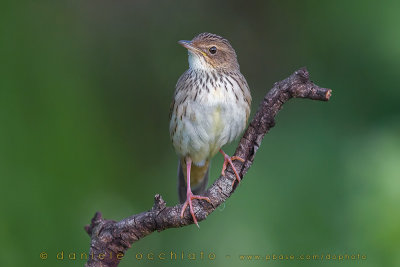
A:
209,46,217,54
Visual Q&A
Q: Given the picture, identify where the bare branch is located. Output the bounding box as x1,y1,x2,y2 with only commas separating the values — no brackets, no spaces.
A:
84,67,332,267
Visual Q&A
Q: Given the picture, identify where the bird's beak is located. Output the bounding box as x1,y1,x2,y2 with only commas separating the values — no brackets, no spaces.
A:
178,40,206,57
178,40,194,49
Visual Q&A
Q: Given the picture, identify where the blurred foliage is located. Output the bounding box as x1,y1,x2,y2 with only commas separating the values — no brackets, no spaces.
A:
1,0,399,266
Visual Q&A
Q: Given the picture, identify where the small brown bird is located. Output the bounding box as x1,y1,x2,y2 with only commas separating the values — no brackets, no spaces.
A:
169,33,251,226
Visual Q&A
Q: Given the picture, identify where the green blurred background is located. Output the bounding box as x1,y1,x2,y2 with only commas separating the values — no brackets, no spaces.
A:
1,0,399,266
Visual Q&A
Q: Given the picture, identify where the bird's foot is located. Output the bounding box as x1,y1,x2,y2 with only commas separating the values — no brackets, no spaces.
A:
180,191,211,227
220,149,245,186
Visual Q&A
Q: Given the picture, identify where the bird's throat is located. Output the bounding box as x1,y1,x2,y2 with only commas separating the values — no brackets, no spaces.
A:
188,52,213,71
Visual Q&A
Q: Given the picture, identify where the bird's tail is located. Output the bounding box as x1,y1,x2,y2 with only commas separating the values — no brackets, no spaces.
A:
178,159,210,203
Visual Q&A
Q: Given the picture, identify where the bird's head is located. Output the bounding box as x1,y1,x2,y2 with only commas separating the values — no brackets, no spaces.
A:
179,32,239,72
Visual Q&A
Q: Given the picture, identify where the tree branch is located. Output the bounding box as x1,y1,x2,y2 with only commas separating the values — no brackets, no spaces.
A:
84,67,332,267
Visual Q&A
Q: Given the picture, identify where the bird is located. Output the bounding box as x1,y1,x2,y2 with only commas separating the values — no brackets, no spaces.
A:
169,32,251,226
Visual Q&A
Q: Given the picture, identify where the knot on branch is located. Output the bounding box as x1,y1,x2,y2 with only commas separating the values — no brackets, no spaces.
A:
152,194,167,213
294,67,310,82
84,212,103,236
85,212,116,238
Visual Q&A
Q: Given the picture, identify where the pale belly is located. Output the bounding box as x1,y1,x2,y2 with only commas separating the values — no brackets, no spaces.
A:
171,97,247,164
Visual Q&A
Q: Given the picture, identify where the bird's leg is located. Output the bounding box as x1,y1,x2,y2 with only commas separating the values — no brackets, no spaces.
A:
219,149,245,186
180,157,211,227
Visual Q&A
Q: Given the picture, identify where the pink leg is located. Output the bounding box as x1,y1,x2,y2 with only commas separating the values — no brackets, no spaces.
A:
220,149,245,186
180,157,211,227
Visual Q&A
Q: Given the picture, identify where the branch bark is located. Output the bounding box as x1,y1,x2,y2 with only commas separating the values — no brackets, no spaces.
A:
84,67,332,267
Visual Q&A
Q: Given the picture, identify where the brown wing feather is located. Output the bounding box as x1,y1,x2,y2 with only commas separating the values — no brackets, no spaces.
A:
169,69,192,120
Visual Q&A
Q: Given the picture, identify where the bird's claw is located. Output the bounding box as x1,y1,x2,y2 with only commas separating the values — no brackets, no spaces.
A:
220,149,244,186
180,192,211,227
